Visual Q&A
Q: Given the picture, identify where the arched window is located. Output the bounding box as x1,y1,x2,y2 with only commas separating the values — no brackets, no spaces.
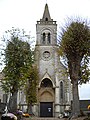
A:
45,17,48,21
48,33,51,44
43,33,46,44
41,78,53,87
60,81,63,99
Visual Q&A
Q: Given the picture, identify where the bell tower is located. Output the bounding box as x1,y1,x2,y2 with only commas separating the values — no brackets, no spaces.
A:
36,3,57,46
35,3,72,117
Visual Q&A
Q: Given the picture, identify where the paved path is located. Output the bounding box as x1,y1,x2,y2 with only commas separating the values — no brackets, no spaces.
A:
23,117,67,120
23,116,87,120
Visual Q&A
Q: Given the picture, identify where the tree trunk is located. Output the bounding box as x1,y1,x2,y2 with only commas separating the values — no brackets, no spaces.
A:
28,103,32,115
72,80,80,117
69,60,81,117
8,91,17,113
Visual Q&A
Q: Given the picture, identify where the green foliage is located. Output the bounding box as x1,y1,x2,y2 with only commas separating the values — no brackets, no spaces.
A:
0,28,38,113
61,22,89,57
1,28,33,94
79,55,90,84
59,19,90,83
25,65,39,104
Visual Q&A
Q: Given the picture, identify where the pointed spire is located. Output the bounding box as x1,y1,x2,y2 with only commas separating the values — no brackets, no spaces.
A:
37,3,56,25
41,4,52,21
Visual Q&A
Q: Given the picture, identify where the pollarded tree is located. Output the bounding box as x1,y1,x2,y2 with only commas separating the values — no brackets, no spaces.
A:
59,19,90,117
1,28,34,113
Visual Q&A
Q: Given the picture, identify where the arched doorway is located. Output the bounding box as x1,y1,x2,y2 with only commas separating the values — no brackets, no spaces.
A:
39,78,54,117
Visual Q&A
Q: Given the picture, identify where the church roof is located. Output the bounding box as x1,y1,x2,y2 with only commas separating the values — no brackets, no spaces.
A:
37,3,56,25
41,3,52,21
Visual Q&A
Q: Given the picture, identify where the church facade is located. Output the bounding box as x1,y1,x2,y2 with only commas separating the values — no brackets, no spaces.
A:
34,4,72,117
0,3,72,118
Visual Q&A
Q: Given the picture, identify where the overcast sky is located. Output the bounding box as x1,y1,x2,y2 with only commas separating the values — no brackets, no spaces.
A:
0,0,90,100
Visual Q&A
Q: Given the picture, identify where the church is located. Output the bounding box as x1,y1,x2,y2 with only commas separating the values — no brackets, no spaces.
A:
34,3,72,117
0,3,72,118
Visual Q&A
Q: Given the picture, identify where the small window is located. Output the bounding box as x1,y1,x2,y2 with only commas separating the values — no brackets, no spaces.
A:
45,17,48,21
60,81,63,99
48,33,51,44
43,33,46,44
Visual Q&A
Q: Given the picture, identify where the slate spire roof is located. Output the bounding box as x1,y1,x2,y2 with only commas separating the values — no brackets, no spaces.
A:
41,3,52,21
